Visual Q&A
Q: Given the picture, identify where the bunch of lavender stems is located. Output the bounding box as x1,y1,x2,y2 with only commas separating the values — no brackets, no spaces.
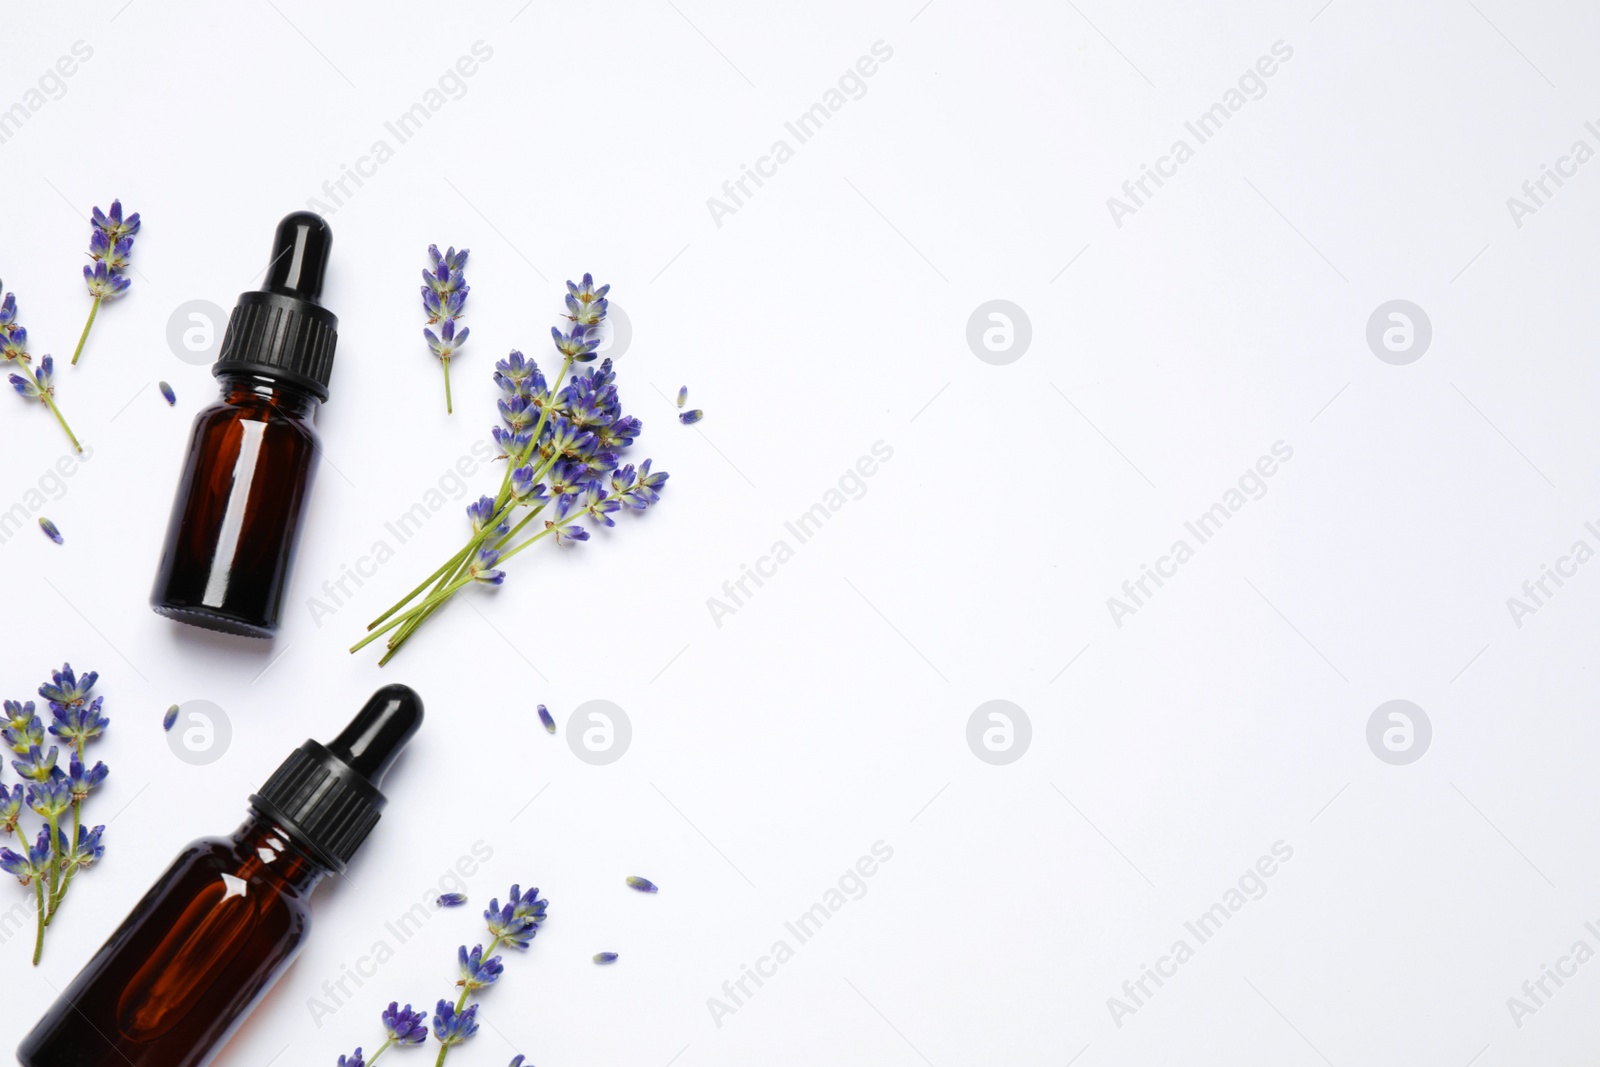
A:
73,200,139,365
353,274,667,665
1,286,82,453
0,664,108,964
336,884,546,1066
423,245,469,414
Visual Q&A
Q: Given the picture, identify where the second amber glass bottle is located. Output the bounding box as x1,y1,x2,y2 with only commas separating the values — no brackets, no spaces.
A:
150,212,339,637
17,685,423,1067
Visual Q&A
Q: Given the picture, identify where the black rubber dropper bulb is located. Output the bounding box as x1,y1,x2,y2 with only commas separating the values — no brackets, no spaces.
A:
262,211,332,301
248,683,424,874
326,683,424,782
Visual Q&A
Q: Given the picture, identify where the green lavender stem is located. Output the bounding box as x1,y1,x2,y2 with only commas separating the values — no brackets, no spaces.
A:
359,355,579,662
366,541,477,631
70,296,100,365
362,496,516,638
352,579,476,652
443,358,453,415
366,1037,397,1065
8,361,83,453
355,518,568,659
45,394,82,453
30,879,43,965
47,739,85,923
41,812,61,927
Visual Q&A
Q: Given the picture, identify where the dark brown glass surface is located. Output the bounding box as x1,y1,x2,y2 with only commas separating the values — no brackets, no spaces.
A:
17,817,325,1067
150,374,321,637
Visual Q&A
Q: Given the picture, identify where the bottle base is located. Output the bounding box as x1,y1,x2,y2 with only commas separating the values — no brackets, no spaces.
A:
151,603,274,639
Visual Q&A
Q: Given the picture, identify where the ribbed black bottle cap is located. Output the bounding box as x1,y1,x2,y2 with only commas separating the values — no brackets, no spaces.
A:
214,211,339,401
249,684,422,873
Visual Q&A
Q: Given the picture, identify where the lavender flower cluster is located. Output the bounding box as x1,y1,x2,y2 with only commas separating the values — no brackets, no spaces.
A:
469,280,666,572
423,245,469,413
0,664,108,964
337,884,547,1066
353,273,669,664
74,199,140,365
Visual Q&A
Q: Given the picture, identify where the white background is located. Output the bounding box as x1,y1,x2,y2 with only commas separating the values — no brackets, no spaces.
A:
1,0,1599,1064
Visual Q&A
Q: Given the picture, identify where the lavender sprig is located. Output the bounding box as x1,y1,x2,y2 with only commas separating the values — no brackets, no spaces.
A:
423,245,469,414
72,200,139,365
336,884,546,1067
2,287,82,453
354,274,669,664
0,664,108,963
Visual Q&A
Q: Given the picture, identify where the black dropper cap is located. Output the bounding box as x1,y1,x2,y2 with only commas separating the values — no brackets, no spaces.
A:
248,684,422,873
213,211,339,401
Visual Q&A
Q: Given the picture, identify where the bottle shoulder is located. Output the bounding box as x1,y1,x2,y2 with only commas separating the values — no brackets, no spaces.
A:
167,831,322,909
192,392,319,437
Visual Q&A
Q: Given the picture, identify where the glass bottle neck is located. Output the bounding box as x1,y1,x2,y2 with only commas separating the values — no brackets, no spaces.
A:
217,373,320,419
232,814,328,895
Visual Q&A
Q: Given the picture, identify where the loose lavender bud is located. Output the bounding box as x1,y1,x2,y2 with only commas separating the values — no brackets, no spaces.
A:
438,892,467,908
159,381,176,405
626,876,658,893
593,952,619,964
163,705,178,731
38,518,62,545
537,705,555,734
676,386,687,408
679,409,703,425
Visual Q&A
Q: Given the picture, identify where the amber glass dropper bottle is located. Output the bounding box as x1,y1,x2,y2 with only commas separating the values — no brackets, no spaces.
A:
150,211,339,637
17,684,423,1067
